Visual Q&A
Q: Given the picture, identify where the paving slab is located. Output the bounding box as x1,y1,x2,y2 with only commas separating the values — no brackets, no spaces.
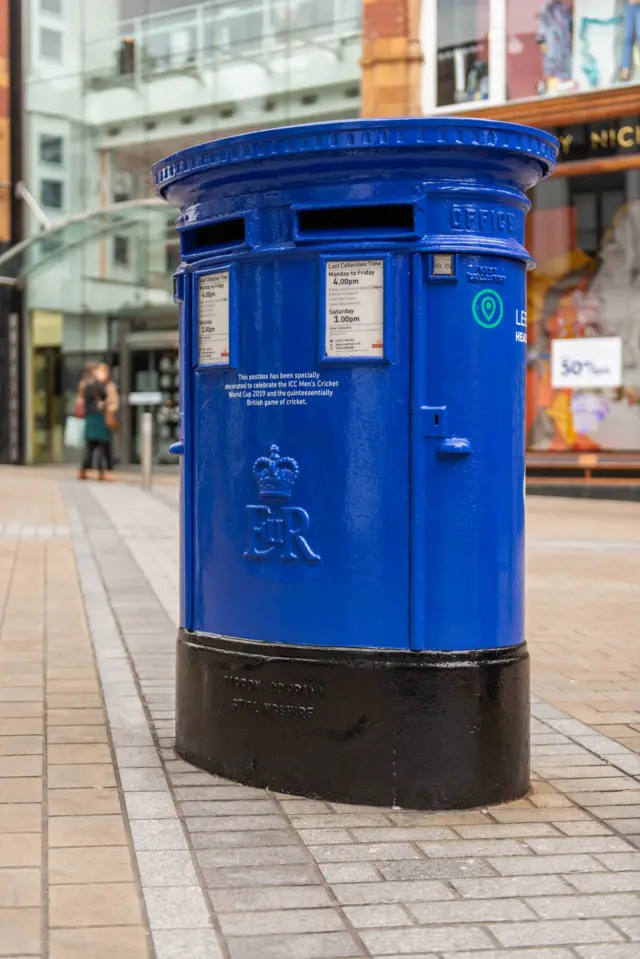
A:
3,468,640,958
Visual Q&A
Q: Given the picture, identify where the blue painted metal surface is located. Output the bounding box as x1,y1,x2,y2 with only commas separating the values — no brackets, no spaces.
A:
154,118,558,652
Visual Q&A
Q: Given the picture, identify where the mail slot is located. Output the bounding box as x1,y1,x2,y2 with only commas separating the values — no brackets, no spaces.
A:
153,118,558,809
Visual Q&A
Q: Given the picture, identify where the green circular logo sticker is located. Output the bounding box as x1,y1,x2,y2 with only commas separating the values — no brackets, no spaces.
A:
472,289,504,329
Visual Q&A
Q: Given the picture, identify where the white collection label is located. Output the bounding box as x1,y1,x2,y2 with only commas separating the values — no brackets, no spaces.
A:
198,271,230,365
551,336,622,390
325,259,384,359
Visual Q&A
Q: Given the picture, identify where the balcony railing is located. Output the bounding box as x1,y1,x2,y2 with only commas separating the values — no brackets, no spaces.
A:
83,0,361,93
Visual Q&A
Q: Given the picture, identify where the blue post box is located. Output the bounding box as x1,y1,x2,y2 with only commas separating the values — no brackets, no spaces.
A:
153,118,558,810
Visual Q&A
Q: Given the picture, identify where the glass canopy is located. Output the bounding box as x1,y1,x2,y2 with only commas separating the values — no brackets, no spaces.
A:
0,199,171,285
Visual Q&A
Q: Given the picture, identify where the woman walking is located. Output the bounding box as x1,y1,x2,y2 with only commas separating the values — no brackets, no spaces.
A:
74,361,95,469
78,362,119,481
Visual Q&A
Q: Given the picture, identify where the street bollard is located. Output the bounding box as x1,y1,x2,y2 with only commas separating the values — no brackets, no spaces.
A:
153,118,558,810
140,412,153,491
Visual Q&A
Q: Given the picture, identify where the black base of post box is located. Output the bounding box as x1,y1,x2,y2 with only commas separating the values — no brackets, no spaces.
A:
175,630,530,810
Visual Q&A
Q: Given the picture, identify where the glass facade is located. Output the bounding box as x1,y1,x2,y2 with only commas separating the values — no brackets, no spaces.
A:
23,0,362,463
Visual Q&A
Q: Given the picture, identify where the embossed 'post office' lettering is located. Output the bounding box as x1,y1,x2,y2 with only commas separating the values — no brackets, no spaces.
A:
451,205,516,235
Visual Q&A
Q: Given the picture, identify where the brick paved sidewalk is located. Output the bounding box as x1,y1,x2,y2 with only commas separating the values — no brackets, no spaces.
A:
2,469,640,959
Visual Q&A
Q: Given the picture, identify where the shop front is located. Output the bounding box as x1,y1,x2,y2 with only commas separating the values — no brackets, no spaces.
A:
419,0,640,479
118,316,180,467
30,310,117,465
525,118,640,466
427,0,639,110
29,309,179,467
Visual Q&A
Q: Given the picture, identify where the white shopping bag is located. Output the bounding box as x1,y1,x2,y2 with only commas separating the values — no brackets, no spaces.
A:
64,416,85,449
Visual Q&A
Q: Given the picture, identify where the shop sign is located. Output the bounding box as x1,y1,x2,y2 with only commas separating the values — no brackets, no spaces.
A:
552,118,640,162
128,391,163,406
551,337,622,390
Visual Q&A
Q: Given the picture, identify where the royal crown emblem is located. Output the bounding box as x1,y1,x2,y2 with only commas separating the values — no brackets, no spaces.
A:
253,445,299,502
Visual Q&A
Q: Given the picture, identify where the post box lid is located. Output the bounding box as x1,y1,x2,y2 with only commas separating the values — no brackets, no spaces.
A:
152,117,558,202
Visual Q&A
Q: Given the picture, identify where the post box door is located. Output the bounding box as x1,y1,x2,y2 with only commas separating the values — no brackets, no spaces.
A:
187,252,411,649
411,252,527,652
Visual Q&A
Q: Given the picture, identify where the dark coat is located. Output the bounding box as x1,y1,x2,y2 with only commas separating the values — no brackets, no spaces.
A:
83,380,110,443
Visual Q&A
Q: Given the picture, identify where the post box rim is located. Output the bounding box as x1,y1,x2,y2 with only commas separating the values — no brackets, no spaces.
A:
152,117,559,198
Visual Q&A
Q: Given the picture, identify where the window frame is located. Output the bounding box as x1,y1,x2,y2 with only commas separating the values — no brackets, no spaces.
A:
39,0,63,15
39,134,64,166
39,25,64,62
40,178,64,210
113,235,131,268
421,0,507,113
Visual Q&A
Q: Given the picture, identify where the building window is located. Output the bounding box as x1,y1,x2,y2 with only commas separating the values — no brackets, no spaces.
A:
40,27,63,62
507,0,627,102
428,0,634,109
40,0,62,13
118,38,135,76
437,0,489,106
165,245,180,275
40,179,63,209
39,135,63,165
113,236,130,266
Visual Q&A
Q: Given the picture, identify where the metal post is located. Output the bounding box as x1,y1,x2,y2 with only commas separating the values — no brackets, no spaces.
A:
488,0,508,107
141,411,153,490
419,0,438,115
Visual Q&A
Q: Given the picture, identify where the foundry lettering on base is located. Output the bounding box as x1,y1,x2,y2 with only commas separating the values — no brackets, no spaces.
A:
244,444,321,564
223,673,323,699
232,698,316,719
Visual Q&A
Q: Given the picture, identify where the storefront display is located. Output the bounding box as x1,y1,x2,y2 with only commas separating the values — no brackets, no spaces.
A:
428,0,640,107
621,0,640,81
537,0,576,95
504,0,635,102
526,162,640,452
